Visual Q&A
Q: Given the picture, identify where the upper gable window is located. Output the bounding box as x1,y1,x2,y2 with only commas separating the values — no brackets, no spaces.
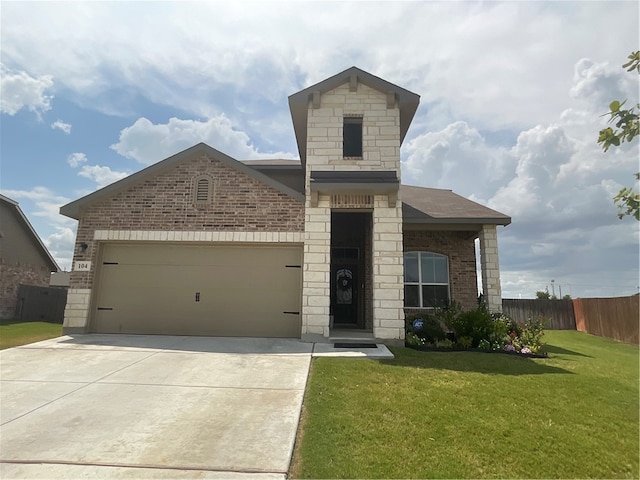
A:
343,116,363,158
193,175,213,206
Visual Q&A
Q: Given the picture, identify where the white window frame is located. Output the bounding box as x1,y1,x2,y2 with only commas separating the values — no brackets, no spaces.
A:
404,251,450,308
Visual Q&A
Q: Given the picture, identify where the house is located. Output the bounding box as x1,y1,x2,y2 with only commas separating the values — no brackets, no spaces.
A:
60,67,510,345
0,194,60,319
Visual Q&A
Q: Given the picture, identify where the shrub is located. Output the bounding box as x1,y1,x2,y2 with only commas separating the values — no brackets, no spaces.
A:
405,332,426,347
405,312,446,343
445,304,494,348
457,336,473,349
520,315,548,352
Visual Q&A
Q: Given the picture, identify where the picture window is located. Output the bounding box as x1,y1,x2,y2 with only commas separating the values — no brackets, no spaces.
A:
404,252,450,308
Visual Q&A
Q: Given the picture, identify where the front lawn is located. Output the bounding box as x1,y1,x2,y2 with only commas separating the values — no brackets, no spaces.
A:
290,330,639,479
0,320,62,350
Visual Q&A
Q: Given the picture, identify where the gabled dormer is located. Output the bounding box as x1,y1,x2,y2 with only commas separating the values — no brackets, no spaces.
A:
288,67,419,208
288,66,420,172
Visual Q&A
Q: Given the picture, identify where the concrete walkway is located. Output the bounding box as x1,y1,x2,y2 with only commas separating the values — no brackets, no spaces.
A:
0,335,314,479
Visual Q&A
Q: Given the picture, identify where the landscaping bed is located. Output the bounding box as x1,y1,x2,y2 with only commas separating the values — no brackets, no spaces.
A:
406,343,548,358
405,302,548,356
290,330,639,479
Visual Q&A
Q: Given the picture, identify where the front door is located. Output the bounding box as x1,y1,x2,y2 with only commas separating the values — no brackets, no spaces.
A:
331,263,358,326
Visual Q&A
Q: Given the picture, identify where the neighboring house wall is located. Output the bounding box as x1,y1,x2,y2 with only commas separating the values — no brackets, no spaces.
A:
302,82,404,342
65,152,305,331
0,199,57,319
0,262,51,318
403,230,478,312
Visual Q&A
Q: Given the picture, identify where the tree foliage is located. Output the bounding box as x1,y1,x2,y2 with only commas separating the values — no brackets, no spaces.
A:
597,51,640,221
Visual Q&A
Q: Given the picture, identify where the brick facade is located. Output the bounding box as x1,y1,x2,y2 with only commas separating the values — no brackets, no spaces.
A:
0,261,51,319
403,230,478,312
69,153,305,291
64,153,305,331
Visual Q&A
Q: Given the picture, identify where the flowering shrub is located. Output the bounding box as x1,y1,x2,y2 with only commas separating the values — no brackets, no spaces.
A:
519,315,548,353
405,306,548,355
405,332,426,346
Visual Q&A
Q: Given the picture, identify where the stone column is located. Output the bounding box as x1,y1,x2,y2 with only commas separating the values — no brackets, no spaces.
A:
478,224,503,312
300,194,331,342
371,195,405,344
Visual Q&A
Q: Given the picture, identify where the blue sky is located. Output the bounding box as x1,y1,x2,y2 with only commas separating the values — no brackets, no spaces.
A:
1,1,638,299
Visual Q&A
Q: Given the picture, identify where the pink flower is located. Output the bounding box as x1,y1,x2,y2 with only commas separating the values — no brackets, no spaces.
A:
521,347,532,355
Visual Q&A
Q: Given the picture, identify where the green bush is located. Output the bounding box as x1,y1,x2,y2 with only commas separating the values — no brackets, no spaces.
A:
445,304,494,348
405,312,446,343
519,315,548,352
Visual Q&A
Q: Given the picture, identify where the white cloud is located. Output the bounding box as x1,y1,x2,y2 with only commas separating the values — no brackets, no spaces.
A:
43,226,76,271
78,165,129,189
67,152,87,168
51,119,71,134
111,116,296,165
0,64,53,117
402,121,513,201
1,187,72,227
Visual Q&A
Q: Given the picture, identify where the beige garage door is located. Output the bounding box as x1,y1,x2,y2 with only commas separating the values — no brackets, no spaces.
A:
92,244,302,337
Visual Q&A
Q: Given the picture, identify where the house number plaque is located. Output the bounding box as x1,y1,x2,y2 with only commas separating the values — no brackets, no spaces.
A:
74,261,91,271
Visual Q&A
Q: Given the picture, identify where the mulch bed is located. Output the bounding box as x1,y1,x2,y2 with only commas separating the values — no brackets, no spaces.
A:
406,344,548,358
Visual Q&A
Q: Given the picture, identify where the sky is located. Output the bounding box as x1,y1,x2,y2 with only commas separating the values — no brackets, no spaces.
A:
1,1,639,299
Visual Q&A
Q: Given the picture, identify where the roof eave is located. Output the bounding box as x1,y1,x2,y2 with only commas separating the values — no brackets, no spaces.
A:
403,217,512,226
60,143,305,220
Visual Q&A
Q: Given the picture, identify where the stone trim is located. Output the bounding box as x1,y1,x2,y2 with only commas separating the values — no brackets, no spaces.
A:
93,230,304,243
331,194,373,208
63,288,92,331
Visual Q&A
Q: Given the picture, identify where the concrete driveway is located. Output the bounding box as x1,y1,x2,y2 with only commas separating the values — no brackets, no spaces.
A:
0,335,313,479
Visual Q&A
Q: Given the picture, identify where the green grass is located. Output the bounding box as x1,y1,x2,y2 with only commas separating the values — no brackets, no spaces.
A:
0,319,62,350
290,331,639,479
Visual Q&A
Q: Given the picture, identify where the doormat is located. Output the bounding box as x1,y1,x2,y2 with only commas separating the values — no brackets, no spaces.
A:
334,343,378,349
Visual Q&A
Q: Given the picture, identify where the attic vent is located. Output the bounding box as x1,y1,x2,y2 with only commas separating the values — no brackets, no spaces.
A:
193,175,213,206
331,194,373,208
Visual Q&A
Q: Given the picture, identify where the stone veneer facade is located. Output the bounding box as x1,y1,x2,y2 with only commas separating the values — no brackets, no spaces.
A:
64,153,305,332
479,224,503,312
301,82,405,343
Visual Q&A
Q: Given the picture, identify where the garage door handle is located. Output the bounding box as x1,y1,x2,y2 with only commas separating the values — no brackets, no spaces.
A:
283,311,300,315
97,307,113,311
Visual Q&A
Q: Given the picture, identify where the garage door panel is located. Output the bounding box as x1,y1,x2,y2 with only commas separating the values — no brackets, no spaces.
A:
93,244,301,337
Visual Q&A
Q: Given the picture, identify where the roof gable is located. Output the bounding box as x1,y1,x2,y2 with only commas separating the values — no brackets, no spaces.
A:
60,143,305,219
0,194,59,271
288,66,420,165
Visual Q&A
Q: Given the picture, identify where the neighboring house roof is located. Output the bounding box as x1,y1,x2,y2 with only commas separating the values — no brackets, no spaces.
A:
0,194,60,271
288,66,420,166
401,185,511,226
60,143,306,220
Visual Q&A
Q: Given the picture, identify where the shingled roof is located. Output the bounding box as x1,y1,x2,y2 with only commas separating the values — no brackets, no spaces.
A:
400,185,511,226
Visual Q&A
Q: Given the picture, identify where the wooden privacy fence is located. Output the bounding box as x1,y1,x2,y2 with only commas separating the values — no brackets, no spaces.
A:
502,298,576,330
573,296,639,345
14,285,67,324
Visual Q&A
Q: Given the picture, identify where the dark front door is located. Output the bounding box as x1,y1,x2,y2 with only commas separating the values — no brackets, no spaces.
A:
331,263,358,326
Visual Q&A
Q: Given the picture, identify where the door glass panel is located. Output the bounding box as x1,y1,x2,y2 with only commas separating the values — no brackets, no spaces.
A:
336,268,353,305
